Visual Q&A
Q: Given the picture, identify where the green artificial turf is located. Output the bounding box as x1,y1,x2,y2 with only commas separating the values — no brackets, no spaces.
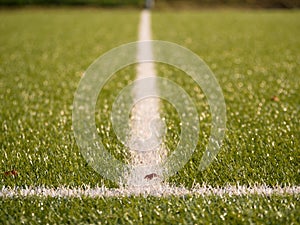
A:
153,10,300,187
0,8,139,187
1,194,299,225
1,8,300,225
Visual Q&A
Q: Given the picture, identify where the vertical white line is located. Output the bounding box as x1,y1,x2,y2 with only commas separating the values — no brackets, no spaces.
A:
127,10,164,187
138,10,152,42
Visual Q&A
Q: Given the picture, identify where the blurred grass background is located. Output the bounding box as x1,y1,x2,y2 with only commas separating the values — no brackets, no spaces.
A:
0,0,299,8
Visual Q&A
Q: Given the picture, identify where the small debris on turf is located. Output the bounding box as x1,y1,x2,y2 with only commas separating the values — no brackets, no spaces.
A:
144,173,159,180
271,95,280,102
4,170,18,177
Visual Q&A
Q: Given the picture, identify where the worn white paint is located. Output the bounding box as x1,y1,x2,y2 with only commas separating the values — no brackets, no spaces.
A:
126,10,165,187
1,185,299,198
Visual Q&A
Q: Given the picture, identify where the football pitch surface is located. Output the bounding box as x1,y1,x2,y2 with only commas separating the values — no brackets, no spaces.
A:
0,8,299,224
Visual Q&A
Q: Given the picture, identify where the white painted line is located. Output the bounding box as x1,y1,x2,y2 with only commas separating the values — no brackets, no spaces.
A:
127,10,165,186
138,9,152,42
1,185,299,198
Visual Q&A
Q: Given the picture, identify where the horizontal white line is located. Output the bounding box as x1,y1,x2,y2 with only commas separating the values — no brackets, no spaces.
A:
1,185,299,198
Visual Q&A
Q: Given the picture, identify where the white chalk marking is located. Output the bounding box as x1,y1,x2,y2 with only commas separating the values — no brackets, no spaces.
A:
1,185,299,198
127,10,165,186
